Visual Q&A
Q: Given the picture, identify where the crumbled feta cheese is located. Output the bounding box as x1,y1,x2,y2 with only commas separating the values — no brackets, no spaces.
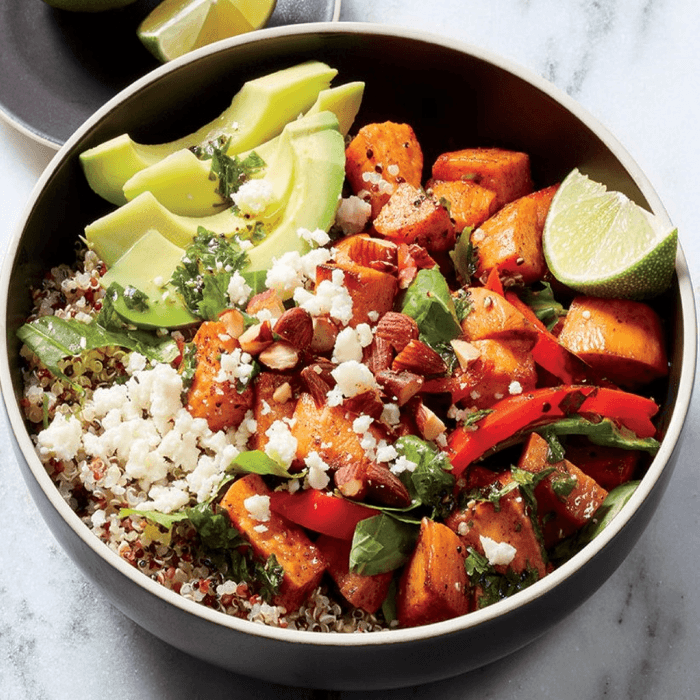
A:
508,380,523,395
480,535,517,567
145,483,190,513
333,326,364,363
264,420,297,469
298,227,331,248
294,268,353,326
390,455,418,475
331,361,379,399
381,403,401,426
217,347,255,386
335,195,372,235
231,178,275,215
227,270,252,307
304,451,330,490
36,413,84,462
244,494,271,522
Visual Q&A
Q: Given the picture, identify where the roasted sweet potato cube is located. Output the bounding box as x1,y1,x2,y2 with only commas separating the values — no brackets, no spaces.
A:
397,518,470,627
451,338,538,409
458,286,539,346
445,472,548,579
431,147,533,210
332,233,398,271
315,262,398,327
345,122,424,218
427,178,499,231
564,439,640,491
373,183,456,253
517,432,608,547
557,296,668,389
291,392,386,472
185,320,254,432
316,535,393,614
471,192,547,285
249,372,297,452
220,474,327,612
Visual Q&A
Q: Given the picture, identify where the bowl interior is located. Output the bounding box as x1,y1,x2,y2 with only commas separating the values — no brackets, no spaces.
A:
1,24,694,688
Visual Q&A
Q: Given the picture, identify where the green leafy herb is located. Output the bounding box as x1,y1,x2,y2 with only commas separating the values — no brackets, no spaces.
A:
17,314,179,390
194,138,266,200
228,450,298,479
541,428,566,463
401,268,462,348
462,408,493,429
179,342,198,394
550,471,578,499
450,228,477,284
170,227,248,320
394,435,455,519
464,547,541,609
517,282,566,331
121,285,149,312
349,513,419,576
452,287,473,322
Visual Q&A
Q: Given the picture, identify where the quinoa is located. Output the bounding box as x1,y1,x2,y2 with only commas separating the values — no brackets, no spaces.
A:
20,248,391,633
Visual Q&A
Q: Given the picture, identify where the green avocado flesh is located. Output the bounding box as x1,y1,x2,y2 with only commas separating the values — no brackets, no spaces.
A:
88,109,347,329
80,60,338,205
101,229,198,329
120,80,364,217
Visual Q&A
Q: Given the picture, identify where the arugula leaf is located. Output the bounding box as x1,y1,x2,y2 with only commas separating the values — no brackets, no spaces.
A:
228,450,298,479
401,268,462,347
349,513,419,576
394,435,455,519
537,416,660,455
170,227,248,320
17,314,179,389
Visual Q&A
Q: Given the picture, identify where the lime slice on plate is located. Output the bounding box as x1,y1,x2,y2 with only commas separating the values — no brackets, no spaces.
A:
542,168,677,299
138,0,277,62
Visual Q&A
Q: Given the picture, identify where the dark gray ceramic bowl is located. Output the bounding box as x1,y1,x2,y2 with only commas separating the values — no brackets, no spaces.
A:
0,23,695,691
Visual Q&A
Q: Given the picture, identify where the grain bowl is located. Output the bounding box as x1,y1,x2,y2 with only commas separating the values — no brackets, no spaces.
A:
0,23,695,690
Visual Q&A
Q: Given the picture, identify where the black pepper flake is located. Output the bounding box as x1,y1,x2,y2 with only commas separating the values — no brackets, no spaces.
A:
366,148,374,159
542,402,552,413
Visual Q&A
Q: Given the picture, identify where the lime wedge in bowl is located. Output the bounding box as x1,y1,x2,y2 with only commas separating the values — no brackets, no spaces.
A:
542,168,677,299
138,0,277,62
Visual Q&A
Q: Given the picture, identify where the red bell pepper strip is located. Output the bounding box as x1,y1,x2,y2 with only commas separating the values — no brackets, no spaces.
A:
504,290,589,384
269,488,376,540
448,385,659,476
484,266,505,296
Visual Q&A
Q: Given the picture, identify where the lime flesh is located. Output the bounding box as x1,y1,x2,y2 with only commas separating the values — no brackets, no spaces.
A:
542,168,677,299
138,0,277,62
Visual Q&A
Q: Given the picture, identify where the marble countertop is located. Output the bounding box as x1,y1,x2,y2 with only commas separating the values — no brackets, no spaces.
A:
1,1,699,698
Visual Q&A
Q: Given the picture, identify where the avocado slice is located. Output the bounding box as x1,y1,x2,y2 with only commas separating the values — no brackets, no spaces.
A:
245,111,346,273
120,81,364,218
80,60,337,205
101,229,198,329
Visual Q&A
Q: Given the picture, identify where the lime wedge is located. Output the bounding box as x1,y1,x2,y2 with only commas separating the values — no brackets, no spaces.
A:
542,168,677,299
138,0,277,63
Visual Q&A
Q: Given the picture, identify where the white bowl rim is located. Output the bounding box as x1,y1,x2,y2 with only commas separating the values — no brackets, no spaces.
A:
1,21,696,649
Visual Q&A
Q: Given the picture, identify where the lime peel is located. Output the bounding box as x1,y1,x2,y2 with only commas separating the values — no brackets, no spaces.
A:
542,168,677,300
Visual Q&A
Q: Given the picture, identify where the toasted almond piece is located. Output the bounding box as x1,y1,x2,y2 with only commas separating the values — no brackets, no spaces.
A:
218,308,246,339
343,389,385,419
246,288,286,320
310,315,339,354
375,369,424,406
300,364,334,407
272,381,293,404
366,336,394,374
450,339,482,369
392,339,447,376
335,461,412,508
413,401,447,442
259,341,299,371
238,320,274,355
273,307,314,351
375,311,420,352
